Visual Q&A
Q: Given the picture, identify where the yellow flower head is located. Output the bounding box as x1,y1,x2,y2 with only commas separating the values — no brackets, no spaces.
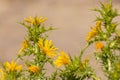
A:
0,69,5,80
4,61,22,72
24,16,47,25
86,27,98,41
95,42,104,50
54,51,70,67
86,21,102,41
18,40,28,53
38,38,58,58
28,65,39,73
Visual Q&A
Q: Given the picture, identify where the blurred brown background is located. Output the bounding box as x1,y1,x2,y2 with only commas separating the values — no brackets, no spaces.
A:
0,0,120,79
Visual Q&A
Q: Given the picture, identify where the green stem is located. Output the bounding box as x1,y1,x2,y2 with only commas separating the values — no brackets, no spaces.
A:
79,43,90,60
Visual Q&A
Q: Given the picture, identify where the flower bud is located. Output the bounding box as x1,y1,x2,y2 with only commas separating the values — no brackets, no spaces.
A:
106,3,111,10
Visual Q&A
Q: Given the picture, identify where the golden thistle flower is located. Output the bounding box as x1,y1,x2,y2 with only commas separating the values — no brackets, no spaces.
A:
18,40,28,53
54,51,70,67
0,69,5,80
4,61,22,72
28,65,39,73
86,21,102,41
24,16,47,25
95,42,104,50
86,27,98,41
38,38,58,58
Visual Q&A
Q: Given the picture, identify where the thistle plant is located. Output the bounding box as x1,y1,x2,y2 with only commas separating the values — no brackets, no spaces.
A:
0,0,120,80
86,0,120,79
17,16,57,80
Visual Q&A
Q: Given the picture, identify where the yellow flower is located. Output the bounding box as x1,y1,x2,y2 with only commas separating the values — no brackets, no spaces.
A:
28,65,39,73
18,40,28,53
24,16,47,25
38,38,58,58
95,42,104,50
86,27,98,41
0,69,5,80
54,51,70,67
4,61,22,72
86,21,102,41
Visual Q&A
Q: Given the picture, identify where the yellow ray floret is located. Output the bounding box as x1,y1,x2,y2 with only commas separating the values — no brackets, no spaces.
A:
28,65,39,73
4,61,22,72
38,38,58,58
24,16,47,25
24,16,34,24
54,51,70,67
